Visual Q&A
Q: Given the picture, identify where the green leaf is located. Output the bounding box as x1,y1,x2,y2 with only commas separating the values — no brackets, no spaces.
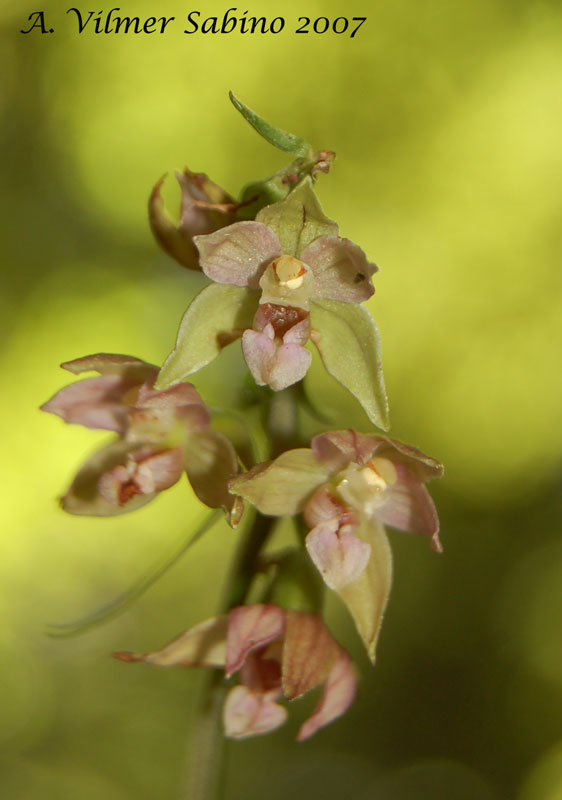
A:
155,283,258,390
256,177,338,257
230,92,312,158
45,511,220,637
337,517,393,663
309,298,390,431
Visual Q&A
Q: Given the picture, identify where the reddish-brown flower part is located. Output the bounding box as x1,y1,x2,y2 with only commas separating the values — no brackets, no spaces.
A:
114,604,357,741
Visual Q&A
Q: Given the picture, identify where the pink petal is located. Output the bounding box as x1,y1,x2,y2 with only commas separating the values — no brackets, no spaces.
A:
376,463,442,551
241,326,276,386
226,605,285,677
297,652,357,741
302,236,377,304
282,317,310,346
97,448,183,505
135,448,185,492
223,685,288,739
266,342,312,391
306,520,371,590
303,485,357,528
40,375,131,433
311,430,383,471
377,438,443,482
195,221,282,288
137,380,206,411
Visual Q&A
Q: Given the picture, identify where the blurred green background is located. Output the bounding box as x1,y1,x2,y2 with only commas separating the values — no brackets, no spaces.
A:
2,0,561,797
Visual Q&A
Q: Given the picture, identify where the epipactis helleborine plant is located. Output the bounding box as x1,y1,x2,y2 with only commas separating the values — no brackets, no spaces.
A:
42,94,443,748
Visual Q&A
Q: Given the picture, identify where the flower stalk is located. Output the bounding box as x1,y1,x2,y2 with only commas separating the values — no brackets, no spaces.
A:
42,93,444,772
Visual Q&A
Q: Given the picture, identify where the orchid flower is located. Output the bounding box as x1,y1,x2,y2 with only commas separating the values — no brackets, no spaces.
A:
155,179,389,431
229,430,443,659
41,353,243,525
149,167,236,270
114,603,356,741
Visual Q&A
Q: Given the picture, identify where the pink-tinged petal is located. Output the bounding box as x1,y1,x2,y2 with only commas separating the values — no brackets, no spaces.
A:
184,430,243,525
135,448,185,492
41,376,131,433
195,221,282,288
226,605,285,677
267,342,312,392
137,380,207,412
113,616,228,667
376,463,442,552
97,447,183,506
241,326,276,386
302,236,377,304
297,652,357,741
62,442,159,516
229,450,331,517
223,685,288,739
282,612,341,700
311,430,383,472
243,323,311,391
377,438,443,482
282,317,310,346
61,353,155,377
306,521,371,590
304,485,358,529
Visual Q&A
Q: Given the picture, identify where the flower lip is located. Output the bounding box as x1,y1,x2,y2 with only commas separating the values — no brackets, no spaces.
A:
272,255,308,290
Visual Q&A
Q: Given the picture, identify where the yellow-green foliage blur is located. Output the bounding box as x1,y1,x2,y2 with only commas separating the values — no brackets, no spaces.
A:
1,0,561,797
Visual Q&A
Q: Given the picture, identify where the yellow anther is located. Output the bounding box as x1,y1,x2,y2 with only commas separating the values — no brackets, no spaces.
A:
272,255,307,289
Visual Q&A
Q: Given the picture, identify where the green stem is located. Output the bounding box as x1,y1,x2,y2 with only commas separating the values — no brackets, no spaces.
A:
180,387,298,800
180,512,276,800
179,670,228,800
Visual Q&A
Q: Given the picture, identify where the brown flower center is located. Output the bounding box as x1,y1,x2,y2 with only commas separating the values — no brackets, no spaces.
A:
259,303,309,338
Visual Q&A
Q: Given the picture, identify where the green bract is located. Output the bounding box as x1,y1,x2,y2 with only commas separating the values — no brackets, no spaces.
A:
230,92,313,159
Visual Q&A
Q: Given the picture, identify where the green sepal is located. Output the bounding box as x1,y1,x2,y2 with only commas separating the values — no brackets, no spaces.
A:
256,177,338,257
230,91,313,158
309,298,390,431
337,517,393,663
229,449,330,516
155,283,259,390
